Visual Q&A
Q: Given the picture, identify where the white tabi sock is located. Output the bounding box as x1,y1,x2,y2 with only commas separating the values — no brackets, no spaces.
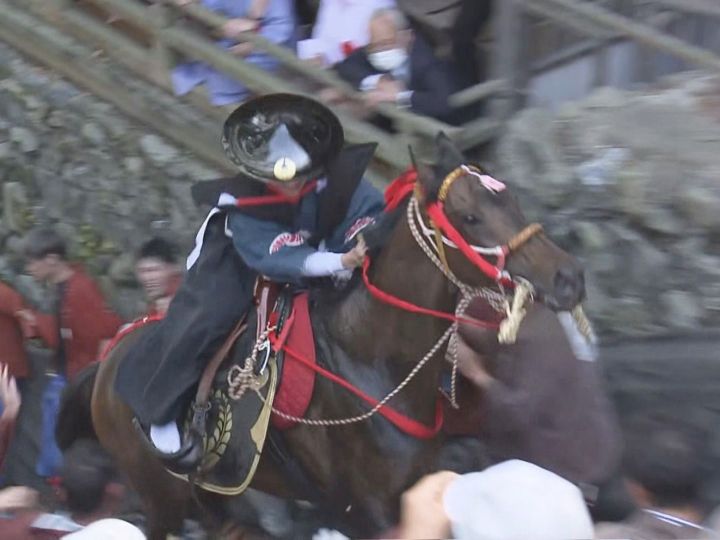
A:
149,421,181,453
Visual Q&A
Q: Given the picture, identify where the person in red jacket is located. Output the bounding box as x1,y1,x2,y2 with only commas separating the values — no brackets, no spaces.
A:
13,227,122,478
0,282,34,382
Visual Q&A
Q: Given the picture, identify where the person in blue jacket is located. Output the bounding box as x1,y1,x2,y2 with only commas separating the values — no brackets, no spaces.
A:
115,94,384,470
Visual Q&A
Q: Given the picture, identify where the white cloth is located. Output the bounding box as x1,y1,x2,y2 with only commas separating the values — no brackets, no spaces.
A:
149,422,181,453
303,252,345,276
443,460,593,540
311,0,396,65
62,519,146,539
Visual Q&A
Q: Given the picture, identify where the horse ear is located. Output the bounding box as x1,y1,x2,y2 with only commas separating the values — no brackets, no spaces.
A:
413,133,465,202
434,132,465,179
409,145,437,202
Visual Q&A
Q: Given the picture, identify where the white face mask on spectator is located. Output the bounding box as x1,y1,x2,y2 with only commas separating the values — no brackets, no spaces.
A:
368,48,407,72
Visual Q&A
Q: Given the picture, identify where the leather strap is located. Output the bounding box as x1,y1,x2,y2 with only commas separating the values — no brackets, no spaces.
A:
195,318,247,409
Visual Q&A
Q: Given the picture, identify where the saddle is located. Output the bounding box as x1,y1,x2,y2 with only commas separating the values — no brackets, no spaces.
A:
167,279,318,494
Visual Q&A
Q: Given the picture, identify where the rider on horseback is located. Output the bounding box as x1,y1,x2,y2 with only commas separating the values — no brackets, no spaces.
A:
115,94,384,469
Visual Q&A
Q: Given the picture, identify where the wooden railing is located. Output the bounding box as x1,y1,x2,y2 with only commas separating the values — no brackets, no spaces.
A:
2,0,718,174
5,0,505,173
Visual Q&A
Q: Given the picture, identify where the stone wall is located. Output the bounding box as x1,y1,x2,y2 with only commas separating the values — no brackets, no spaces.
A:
1,36,719,336
0,42,220,318
497,73,720,337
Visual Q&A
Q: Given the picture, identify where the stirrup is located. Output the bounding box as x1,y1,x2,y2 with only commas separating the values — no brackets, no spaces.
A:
132,418,204,475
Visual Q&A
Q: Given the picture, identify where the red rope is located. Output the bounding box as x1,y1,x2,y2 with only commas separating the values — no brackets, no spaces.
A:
234,180,318,207
426,202,514,287
99,314,164,361
269,329,443,439
361,258,499,330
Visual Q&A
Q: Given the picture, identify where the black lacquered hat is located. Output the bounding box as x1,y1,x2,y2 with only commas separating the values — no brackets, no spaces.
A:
222,93,344,184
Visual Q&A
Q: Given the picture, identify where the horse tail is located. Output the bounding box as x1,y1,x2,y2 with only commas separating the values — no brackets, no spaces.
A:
56,362,99,451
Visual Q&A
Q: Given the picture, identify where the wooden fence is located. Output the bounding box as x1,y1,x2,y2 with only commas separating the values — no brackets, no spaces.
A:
1,0,719,173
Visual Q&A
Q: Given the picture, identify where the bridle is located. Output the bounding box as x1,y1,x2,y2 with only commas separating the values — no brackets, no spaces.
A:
418,164,544,288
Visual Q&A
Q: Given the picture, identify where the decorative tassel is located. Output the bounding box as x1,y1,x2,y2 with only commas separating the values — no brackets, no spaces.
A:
498,279,534,344
571,304,596,344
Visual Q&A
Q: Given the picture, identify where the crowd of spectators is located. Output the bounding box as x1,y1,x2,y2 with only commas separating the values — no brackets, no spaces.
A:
0,230,183,538
166,0,493,124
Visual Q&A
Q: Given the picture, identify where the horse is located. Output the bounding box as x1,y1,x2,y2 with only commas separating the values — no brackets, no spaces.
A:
56,134,586,538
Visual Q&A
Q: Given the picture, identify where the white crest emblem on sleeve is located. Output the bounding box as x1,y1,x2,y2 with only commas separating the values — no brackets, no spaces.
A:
344,217,375,243
269,232,305,254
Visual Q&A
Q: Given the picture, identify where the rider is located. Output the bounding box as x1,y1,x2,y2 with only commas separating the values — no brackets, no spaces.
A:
115,94,384,468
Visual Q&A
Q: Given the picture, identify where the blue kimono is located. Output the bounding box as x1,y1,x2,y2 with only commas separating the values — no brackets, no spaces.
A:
171,0,296,106
116,176,383,425
226,179,382,283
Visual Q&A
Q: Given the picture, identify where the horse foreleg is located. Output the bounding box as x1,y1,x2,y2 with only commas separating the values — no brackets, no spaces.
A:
92,362,191,539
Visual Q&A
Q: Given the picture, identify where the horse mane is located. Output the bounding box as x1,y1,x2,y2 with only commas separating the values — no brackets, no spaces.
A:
363,201,406,255
309,200,408,307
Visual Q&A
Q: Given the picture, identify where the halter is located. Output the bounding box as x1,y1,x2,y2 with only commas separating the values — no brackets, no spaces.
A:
422,164,544,287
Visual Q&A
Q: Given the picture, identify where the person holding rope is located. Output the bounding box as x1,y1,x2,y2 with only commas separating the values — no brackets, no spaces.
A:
115,93,383,469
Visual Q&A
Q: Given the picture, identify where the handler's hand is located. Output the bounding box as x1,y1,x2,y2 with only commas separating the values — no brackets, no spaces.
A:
341,237,367,269
398,470,458,539
456,335,494,389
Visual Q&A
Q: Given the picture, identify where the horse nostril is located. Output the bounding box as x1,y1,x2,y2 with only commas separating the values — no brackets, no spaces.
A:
553,265,585,309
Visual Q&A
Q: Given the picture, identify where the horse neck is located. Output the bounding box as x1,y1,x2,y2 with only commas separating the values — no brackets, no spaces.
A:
324,207,457,419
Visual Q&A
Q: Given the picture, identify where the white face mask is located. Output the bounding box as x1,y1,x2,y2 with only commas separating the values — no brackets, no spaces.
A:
368,48,407,72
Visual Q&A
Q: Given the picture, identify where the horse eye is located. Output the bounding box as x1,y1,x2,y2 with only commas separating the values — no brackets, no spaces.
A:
463,214,481,225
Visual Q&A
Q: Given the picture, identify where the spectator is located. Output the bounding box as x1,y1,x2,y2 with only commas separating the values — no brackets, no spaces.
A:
0,365,21,470
171,0,296,106
397,460,593,539
134,237,182,317
0,282,31,385
298,0,396,66
14,227,122,478
0,439,139,539
334,8,461,123
595,411,718,539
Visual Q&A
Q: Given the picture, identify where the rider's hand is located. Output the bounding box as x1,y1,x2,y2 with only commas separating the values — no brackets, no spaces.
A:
341,237,367,270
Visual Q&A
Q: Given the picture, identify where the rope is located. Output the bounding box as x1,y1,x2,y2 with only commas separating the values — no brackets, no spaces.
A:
572,304,596,344
227,325,276,400
498,279,534,345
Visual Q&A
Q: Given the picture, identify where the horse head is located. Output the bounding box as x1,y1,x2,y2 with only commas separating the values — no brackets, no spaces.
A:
415,133,584,311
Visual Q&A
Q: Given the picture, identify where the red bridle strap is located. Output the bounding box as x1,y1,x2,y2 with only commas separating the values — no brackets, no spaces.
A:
361,258,499,330
426,201,514,288
234,180,318,207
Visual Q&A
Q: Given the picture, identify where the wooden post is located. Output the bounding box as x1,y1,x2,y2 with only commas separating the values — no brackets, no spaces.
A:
490,0,528,120
536,0,720,73
148,2,176,87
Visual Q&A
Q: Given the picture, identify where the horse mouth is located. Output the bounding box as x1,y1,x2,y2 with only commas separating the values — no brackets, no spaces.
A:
524,283,584,313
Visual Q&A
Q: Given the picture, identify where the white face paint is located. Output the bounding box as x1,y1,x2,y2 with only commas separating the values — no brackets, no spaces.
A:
368,48,407,72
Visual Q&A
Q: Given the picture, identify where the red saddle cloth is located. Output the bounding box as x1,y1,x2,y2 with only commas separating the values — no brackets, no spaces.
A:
271,293,316,430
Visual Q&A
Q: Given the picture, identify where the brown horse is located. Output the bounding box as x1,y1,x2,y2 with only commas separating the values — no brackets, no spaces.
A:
57,134,585,538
